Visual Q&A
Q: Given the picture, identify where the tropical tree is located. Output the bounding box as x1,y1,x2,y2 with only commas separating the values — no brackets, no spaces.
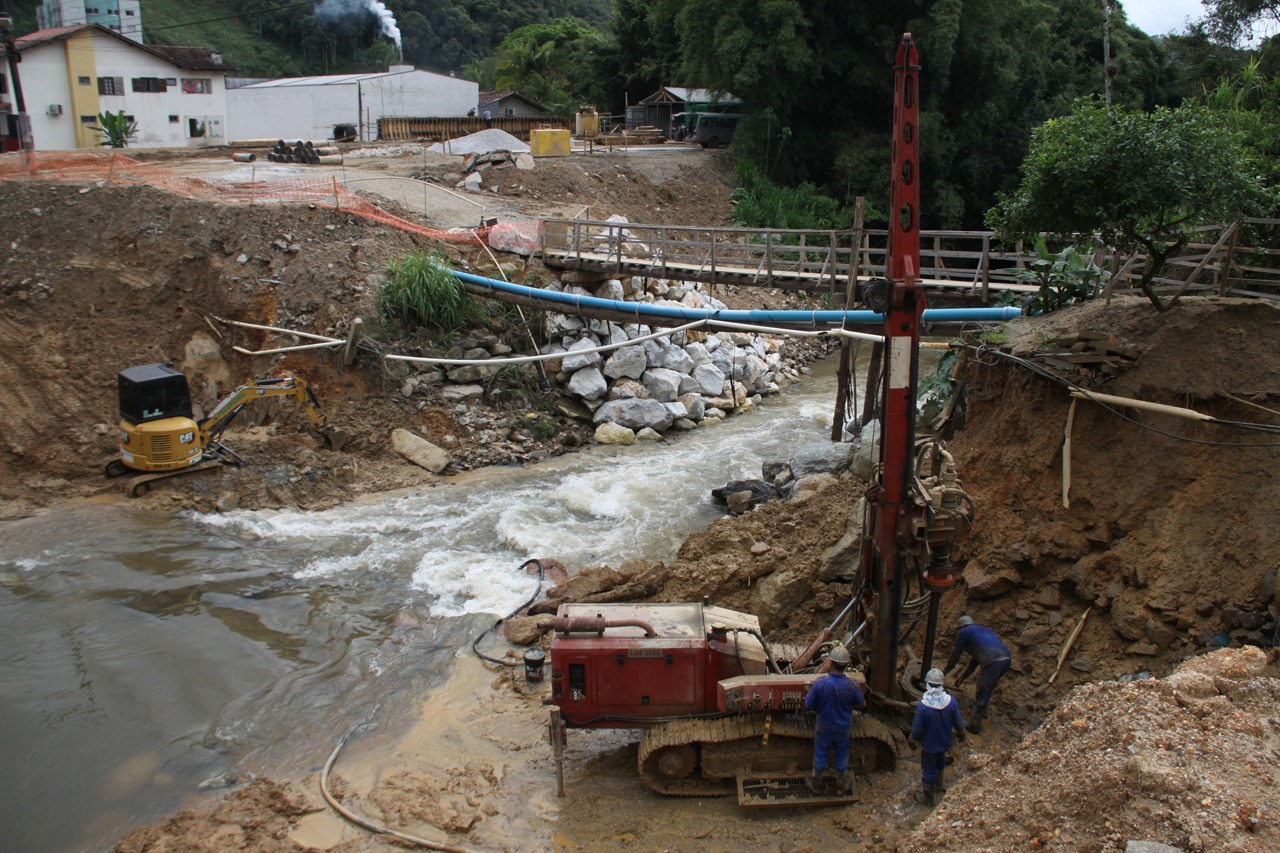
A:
987,98,1270,311
91,111,139,148
1203,0,1280,43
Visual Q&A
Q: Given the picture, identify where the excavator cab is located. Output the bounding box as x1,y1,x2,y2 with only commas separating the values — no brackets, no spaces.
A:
112,364,205,474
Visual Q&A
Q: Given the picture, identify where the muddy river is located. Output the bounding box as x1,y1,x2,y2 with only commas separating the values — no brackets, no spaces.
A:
0,365,869,852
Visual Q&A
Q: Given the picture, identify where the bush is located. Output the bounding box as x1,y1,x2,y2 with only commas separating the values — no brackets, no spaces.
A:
380,250,475,332
1016,237,1103,315
730,163,848,230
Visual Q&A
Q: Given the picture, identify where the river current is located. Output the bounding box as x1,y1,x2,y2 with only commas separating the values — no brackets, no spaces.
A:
0,368,857,852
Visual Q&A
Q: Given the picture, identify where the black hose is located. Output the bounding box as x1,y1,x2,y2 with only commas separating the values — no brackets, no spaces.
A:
471,559,546,667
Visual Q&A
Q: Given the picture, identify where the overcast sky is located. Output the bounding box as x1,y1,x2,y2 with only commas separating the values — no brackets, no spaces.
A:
1122,0,1206,35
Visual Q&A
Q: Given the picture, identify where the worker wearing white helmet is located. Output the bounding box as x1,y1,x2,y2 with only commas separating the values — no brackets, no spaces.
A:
908,667,966,805
946,614,1013,733
803,644,865,795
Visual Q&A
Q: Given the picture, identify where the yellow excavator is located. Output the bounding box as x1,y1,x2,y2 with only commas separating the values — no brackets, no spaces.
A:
104,363,348,496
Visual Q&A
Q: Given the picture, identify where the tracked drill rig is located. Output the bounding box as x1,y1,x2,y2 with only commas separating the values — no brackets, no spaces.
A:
545,34,974,805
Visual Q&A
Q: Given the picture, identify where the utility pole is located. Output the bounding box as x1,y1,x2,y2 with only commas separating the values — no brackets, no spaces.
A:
0,0,33,150
1102,0,1114,106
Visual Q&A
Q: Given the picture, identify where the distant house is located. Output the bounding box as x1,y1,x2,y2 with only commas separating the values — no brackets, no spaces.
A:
628,86,742,137
478,91,549,118
226,67,478,143
4,23,233,151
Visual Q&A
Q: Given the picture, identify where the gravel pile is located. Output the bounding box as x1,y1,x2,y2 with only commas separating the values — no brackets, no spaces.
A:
427,129,530,155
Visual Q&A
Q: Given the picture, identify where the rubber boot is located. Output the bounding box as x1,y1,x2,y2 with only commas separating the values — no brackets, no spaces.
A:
805,772,820,794
839,771,853,795
936,767,946,795
913,782,935,805
966,706,986,735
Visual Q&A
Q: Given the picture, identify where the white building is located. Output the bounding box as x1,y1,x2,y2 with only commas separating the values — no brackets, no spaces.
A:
226,67,478,143
10,23,232,150
37,0,143,44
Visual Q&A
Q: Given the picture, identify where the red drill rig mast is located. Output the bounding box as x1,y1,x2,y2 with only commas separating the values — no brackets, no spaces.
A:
861,33,967,695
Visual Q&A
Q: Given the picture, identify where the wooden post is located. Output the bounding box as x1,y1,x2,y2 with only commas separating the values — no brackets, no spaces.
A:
1168,223,1236,308
342,317,363,367
333,176,340,211
551,710,566,798
979,234,991,304
1216,221,1241,296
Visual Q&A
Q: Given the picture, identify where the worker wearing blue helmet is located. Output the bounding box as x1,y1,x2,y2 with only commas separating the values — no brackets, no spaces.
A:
945,615,1012,733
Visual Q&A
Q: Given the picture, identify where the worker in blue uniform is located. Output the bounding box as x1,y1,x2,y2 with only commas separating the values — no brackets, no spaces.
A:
909,667,966,805
945,614,1012,733
804,644,865,794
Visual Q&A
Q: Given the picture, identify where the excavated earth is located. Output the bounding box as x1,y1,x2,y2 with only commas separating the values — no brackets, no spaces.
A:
3,147,1280,852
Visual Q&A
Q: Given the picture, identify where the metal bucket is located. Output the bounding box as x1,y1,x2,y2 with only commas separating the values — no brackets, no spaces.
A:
523,648,546,682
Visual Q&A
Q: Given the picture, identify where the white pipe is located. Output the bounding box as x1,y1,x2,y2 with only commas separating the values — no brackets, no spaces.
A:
212,315,341,344
1069,388,1213,422
232,341,345,356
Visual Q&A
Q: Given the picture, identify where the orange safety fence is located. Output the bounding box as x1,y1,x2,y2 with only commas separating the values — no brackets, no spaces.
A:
0,150,492,246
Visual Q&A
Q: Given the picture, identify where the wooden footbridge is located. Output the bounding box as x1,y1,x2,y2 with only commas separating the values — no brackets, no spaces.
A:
540,217,1280,305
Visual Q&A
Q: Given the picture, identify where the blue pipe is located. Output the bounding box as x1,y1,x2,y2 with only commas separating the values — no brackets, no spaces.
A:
451,270,1020,327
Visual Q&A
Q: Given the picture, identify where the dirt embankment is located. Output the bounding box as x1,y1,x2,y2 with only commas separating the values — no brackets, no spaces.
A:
0,152,747,518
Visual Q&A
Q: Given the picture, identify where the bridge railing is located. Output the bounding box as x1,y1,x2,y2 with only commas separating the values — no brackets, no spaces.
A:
543,217,1280,304
542,219,862,291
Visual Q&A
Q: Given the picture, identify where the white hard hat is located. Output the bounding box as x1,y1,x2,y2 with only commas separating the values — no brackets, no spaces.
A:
925,667,945,686
828,644,851,666
957,615,975,628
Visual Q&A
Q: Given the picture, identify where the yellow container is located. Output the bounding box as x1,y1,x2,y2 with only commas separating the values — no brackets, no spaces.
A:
530,128,571,157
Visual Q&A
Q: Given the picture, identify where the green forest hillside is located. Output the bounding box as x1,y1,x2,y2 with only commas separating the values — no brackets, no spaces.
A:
5,0,614,77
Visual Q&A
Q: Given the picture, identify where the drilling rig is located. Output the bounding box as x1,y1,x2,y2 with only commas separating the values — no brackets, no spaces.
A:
544,34,973,806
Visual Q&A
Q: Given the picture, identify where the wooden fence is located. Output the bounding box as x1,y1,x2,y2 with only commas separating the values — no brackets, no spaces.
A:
377,115,573,143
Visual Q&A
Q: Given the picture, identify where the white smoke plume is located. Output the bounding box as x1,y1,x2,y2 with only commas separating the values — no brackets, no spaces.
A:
314,0,402,52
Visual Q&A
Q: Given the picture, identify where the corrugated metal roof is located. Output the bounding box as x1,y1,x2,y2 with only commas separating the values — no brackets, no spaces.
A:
237,68,460,89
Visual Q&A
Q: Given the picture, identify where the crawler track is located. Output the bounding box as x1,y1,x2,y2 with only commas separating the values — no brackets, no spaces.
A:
637,713,897,797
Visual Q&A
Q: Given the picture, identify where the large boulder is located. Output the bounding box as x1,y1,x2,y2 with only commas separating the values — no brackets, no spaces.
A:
593,398,675,432
567,366,608,401
562,338,603,372
687,363,727,396
659,344,695,374
711,479,780,514
641,367,684,402
594,422,636,445
603,346,648,380
789,442,856,479
678,393,705,421
752,568,812,632
961,559,1022,599
609,378,651,400
391,428,451,474
819,499,865,580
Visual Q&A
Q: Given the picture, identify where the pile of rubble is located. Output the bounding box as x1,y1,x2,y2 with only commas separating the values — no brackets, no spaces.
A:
906,646,1280,852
